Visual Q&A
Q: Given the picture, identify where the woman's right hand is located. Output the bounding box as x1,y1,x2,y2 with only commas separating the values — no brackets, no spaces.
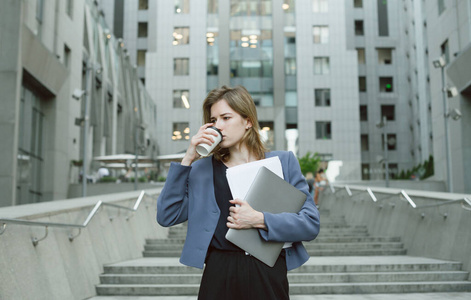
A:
181,123,219,166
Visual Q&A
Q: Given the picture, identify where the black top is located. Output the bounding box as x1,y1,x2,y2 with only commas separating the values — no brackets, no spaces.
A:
209,156,242,251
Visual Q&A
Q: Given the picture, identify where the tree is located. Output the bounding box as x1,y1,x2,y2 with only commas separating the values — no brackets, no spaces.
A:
298,152,321,176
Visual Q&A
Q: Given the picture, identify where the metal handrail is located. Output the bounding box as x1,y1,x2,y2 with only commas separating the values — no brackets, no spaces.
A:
0,190,154,246
329,184,471,212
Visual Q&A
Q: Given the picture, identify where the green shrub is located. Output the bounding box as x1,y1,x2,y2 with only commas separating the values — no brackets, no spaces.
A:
99,176,117,183
298,152,321,176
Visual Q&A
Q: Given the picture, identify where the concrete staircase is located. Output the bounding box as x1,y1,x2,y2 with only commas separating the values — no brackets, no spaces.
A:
94,210,471,297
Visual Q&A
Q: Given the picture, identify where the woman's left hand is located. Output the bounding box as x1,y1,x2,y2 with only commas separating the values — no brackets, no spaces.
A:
227,199,267,230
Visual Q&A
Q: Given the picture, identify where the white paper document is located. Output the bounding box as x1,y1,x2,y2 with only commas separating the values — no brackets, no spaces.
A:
226,156,283,201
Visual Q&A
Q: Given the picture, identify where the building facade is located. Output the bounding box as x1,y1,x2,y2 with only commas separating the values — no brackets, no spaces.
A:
0,0,158,207
422,0,471,193
96,0,471,192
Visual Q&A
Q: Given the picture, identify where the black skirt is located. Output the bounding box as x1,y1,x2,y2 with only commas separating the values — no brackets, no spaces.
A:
198,248,289,300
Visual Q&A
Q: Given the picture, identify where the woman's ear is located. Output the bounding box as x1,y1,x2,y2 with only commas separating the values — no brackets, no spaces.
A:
245,119,253,130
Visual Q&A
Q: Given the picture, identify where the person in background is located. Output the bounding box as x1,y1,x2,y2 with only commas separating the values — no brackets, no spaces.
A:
157,85,320,300
314,168,328,208
305,172,315,196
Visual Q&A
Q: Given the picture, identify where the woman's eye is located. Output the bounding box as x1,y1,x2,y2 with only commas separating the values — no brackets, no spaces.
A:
224,117,230,120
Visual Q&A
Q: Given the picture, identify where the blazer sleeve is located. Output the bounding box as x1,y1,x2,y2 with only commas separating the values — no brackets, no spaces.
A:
258,152,320,243
156,162,191,227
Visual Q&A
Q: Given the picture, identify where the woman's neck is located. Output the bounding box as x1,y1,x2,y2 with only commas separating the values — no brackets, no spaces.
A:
225,144,256,168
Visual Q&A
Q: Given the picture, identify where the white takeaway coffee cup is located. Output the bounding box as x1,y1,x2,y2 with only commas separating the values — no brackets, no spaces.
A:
196,126,223,157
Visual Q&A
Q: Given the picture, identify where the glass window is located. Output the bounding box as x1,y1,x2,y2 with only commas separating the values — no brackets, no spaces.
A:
379,77,393,92
259,121,275,149
441,40,449,64
139,0,148,10
285,91,297,107
312,0,328,12
174,58,189,75
377,0,389,36
249,92,273,107
316,121,331,139
230,61,272,78
207,31,219,75
64,45,71,69
230,0,272,16
355,20,364,36
285,58,296,75
377,48,392,64
173,90,190,109
382,134,397,150
138,22,148,37
381,105,395,121
359,77,367,92
282,0,295,13
361,163,370,180
36,0,44,23
173,27,190,45
172,123,190,141
313,26,329,44
357,48,365,64
360,105,367,121
438,0,445,15
175,0,190,14
66,0,73,18
17,85,44,204
354,0,363,8
208,0,219,13
314,57,329,75
230,29,272,49
315,89,331,106
361,134,369,151
137,50,146,66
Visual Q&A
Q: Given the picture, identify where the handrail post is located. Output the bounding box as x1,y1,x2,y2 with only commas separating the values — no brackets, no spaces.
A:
400,190,417,208
366,188,377,202
345,185,352,196
32,226,49,247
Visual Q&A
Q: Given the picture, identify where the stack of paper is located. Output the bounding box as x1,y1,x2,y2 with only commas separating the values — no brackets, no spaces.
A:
226,156,283,201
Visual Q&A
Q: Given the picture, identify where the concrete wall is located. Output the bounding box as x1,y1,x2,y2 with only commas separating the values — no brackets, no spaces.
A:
0,188,166,300
335,179,446,192
67,182,165,198
0,0,22,207
320,185,471,278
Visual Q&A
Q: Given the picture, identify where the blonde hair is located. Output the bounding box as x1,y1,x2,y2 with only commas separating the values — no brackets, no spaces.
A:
202,85,267,162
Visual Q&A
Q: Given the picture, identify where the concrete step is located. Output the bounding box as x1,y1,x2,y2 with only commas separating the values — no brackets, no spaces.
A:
305,242,405,250
102,257,464,275
144,236,401,246
142,248,408,258
96,281,471,296
87,292,471,300
307,249,407,256
99,271,468,285
143,242,404,252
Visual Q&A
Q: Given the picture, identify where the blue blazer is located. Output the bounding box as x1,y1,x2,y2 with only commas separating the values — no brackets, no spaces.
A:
157,151,320,270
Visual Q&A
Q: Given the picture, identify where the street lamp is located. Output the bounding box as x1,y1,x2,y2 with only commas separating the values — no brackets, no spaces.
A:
433,56,458,193
376,116,389,187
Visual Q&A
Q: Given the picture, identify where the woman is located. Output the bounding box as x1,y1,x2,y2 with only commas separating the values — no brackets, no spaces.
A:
314,168,328,207
157,85,320,299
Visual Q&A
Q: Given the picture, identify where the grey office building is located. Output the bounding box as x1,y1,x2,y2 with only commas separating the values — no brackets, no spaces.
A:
103,0,471,192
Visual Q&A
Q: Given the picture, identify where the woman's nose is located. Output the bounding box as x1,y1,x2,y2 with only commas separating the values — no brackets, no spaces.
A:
214,119,222,130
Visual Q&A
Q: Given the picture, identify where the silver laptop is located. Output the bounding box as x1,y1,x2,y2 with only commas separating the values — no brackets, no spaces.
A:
225,166,307,267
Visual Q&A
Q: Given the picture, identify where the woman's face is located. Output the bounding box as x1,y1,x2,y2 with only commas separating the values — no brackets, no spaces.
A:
210,99,251,150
